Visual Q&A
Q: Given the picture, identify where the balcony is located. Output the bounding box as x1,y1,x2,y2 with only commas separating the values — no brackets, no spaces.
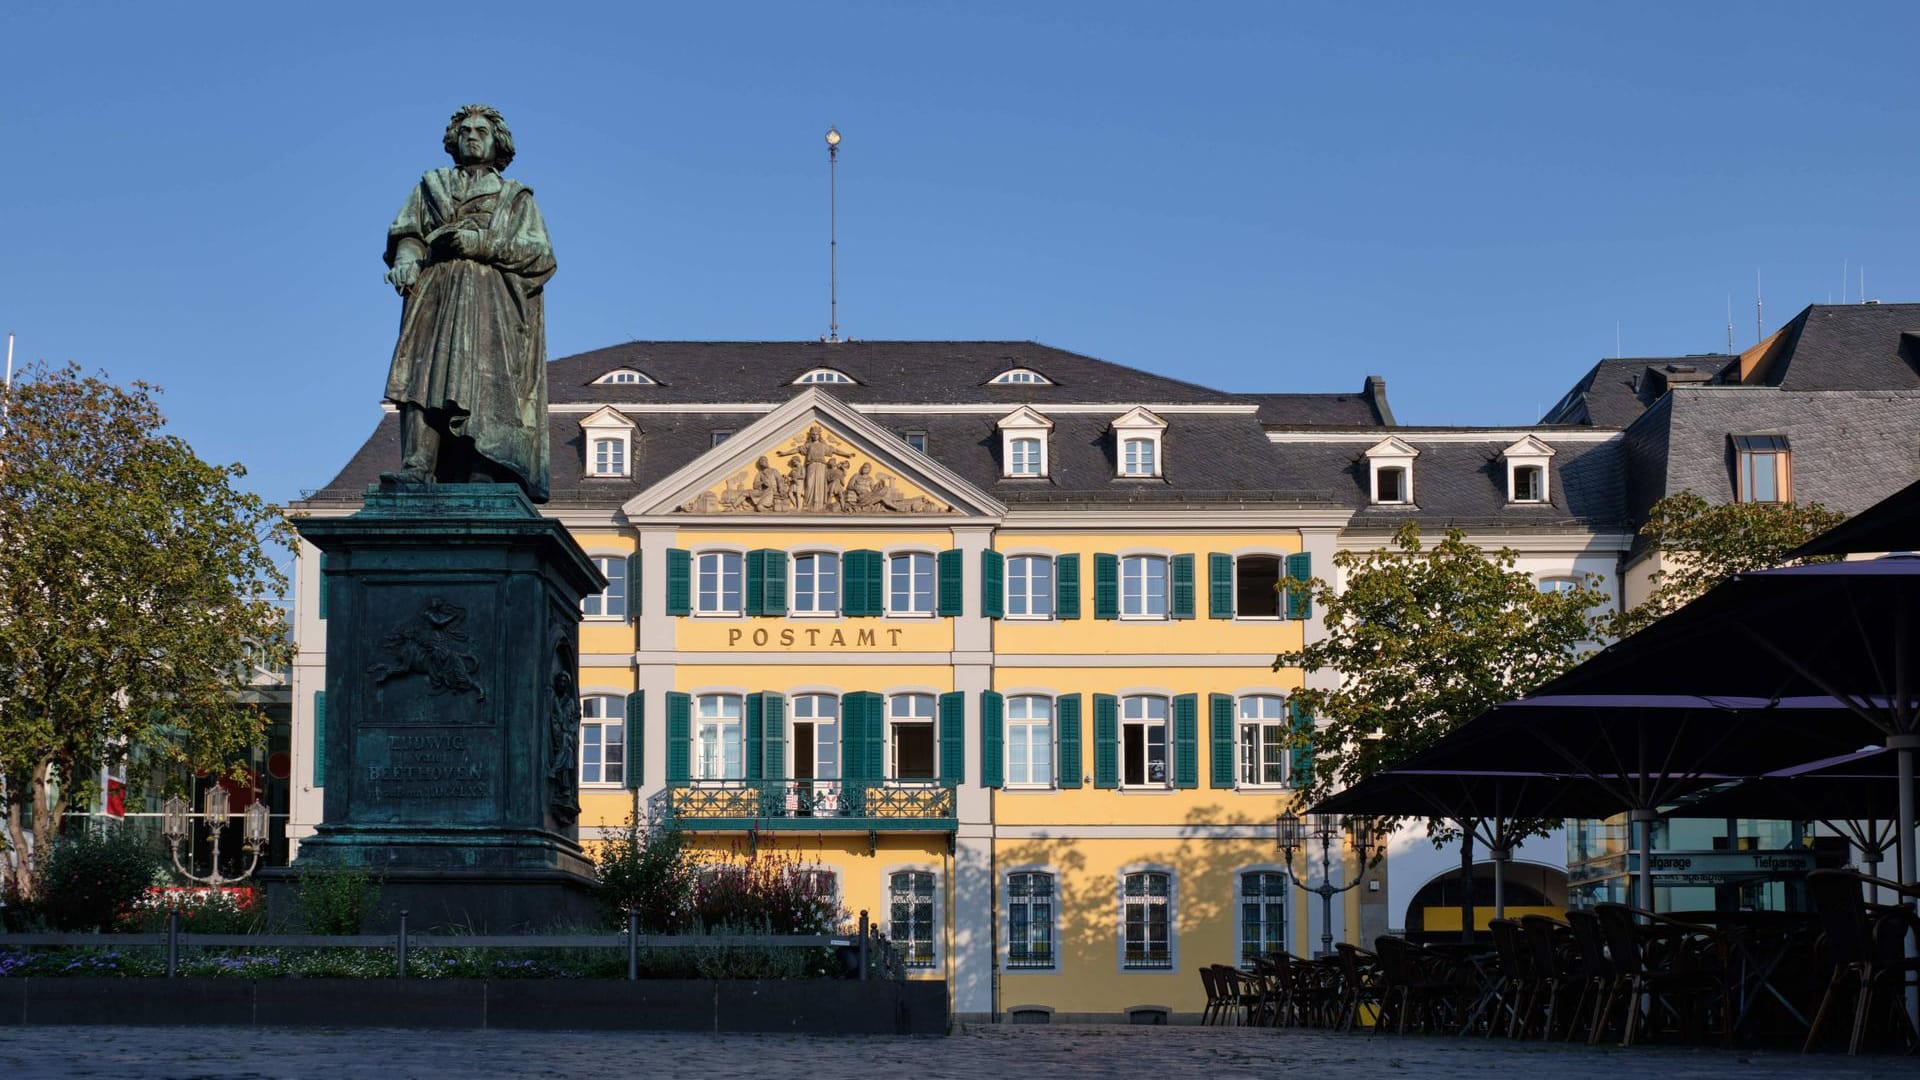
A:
649,781,957,833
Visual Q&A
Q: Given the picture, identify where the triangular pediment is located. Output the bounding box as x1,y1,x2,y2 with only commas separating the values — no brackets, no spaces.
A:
623,389,1006,520
997,406,1054,430
579,405,637,431
1364,436,1420,460
1502,434,1555,459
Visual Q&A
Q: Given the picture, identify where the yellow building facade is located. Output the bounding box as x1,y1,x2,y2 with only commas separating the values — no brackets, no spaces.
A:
289,343,1396,1022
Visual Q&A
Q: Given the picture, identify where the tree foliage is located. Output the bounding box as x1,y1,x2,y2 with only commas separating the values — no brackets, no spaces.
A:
1610,491,1846,637
0,364,292,897
1274,523,1605,840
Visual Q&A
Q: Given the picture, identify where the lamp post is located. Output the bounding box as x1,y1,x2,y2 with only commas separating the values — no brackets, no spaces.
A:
823,125,842,343
162,786,271,886
1276,811,1381,958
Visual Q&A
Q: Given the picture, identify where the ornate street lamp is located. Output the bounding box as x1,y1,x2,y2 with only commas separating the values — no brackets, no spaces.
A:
1275,811,1383,958
163,785,272,887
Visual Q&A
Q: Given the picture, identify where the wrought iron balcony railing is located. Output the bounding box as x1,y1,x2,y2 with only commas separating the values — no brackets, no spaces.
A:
648,781,957,832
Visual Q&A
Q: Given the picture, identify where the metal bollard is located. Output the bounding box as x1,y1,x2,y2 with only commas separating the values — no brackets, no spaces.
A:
627,906,639,981
397,909,409,979
166,907,180,978
858,909,869,981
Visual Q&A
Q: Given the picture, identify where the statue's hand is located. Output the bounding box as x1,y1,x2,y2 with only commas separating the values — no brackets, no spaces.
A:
437,226,488,261
386,260,420,294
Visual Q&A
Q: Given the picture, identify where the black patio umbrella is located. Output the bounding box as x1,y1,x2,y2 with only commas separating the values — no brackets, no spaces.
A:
1787,476,1920,560
1531,558,1920,887
1310,765,1728,918
1671,747,1915,877
1392,694,1884,909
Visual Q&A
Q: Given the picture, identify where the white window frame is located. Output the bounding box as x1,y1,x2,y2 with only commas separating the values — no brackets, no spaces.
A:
791,551,841,617
1005,867,1059,971
990,368,1052,385
695,550,745,617
903,431,928,453
1365,437,1419,505
885,866,941,970
1237,694,1290,788
582,555,628,620
1121,694,1170,788
579,694,626,788
1005,694,1054,788
788,692,842,785
692,693,745,782
1120,555,1168,620
591,368,655,385
590,436,627,478
1538,576,1579,595
1235,867,1289,969
887,692,939,782
1502,436,1555,504
1233,553,1284,621
793,367,856,385
1117,866,1176,972
710,431,733,447
1005,554,1055,620
886,551,936,617
1111,407,1167,479
578,406,637,479
1009,437,1045,477
996,407,1053,479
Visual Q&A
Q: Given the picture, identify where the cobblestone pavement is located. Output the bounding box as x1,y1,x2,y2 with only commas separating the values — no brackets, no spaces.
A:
0,1024,1911,1079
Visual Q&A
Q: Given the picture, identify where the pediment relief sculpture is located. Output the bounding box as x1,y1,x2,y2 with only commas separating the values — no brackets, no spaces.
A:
680,424,953,515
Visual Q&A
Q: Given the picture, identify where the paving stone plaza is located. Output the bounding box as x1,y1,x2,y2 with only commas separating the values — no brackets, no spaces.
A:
0,1025,1911,1079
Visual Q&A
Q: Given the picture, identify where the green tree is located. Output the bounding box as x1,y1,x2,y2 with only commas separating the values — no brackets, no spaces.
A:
1273,525,1604,933
0,364,292,899
1612,491,1846,637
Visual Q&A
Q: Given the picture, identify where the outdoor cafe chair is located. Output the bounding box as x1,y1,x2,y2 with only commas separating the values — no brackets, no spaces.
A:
1517,915,1577,1041
1593,902,1733,1048
1198,965,1227,1026
1563,907,1615,1045
1374,936,1466,1035
1334,943,1383,1033
1255,952,1300,1027
1487,919,1529,1038
1802,869,1920,1055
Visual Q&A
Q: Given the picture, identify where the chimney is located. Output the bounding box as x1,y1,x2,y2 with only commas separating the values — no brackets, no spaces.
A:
1362,375,1397,426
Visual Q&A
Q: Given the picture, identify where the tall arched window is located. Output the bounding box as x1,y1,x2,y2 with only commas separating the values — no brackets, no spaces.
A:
580,695,626,787
1121,870,1173,969
694,694,744,780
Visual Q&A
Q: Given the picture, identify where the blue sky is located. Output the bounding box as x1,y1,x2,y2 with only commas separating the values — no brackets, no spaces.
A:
5,2,1919,504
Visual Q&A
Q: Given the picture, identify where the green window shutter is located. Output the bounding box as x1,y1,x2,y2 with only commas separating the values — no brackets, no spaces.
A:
312,691,327,787
844,550,882,617
666,549,692,616
937,549,964,617
981,550,1005,620
626,552,643,620
1056,694,1083,788
748,545,779,614
316,551,330,621
980,691,1005,789
666,692,692,782
939,691,966,786
1285,552,1313,621
843,691,883,783
625,691,644,789
743,551,765,617
1208,693,1236,789
1093,554,1120,620
1055,554,1081,620
1172,693,1199,788
1208,553,1234,620
762,692,786,782
1093,693,1119,788
1289,697,1315,788
745,693,766,780
1170,554,1196,620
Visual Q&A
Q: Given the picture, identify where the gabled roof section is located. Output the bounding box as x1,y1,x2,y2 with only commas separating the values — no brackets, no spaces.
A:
996,406,1054,430
1111,406,1168,431
1749,304,1920,391
1364,436,1420,459
1502,434,1555,459
1541,356,1733,427
622,388,1006,520
578,405,637,430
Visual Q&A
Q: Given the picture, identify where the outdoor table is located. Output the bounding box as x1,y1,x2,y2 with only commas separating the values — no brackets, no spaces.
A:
1665,910,1817,1040
1422,941,1501,1035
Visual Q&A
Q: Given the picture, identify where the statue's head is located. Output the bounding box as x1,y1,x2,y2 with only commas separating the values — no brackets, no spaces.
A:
443,104,516,171
756,456,770,469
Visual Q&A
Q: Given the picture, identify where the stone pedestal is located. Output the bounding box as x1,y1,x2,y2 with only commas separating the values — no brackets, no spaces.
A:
266,483,606,931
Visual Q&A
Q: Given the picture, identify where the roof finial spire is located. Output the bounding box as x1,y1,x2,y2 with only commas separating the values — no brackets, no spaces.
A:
823,126,842,344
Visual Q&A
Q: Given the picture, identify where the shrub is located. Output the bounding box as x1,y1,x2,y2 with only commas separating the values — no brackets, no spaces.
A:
593,814,693,932
123,887,263,934
35,823,163,931
691,848,843,937
295,860,380,934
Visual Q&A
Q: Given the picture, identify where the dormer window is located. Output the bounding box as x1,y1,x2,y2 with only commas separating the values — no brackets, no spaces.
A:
990,368,1053,386
997,406,1053,479
1364,437,1419,505
1501,436,1555,505
1733,434,1791,503
1111,407,1167,480
794,368,856,385
592,368,655,385
579,406,638,479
